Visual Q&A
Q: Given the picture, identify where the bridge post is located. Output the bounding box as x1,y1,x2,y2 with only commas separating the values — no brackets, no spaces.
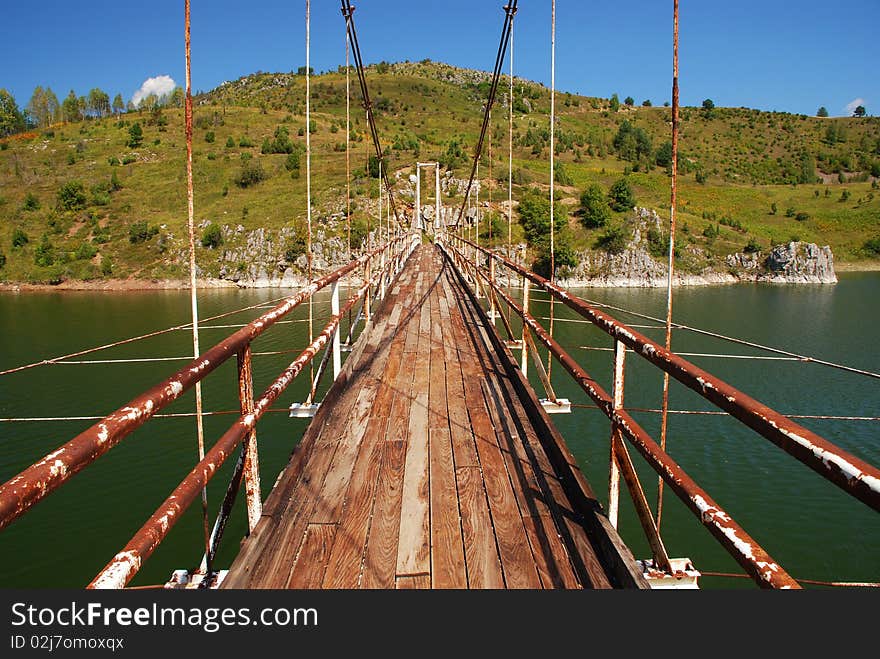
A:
489,257,497,326
520,277,529,376
364,257,372,322
331,281,342,380
608,340,625,528
236,345,262,532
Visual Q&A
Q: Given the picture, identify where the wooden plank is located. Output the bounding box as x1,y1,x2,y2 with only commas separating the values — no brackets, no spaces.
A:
362,440,407,589
287,524,337,589
428,282,467,589
522,515,580,589
395,282,432,577
456,466,504,588
396,574,430,589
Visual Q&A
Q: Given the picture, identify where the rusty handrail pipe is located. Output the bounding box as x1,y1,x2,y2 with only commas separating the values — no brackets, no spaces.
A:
441,240,800,588
0,234,412,532
447,234,880,513
88,277,373,589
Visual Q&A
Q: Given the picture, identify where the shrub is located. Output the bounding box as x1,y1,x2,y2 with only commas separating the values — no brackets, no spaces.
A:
235,160,268,188
285,152,300,171
128,221,159,244
553,162,573,185
75,242,98,260
0,252,6,269
205,131,215,143
127,122,143,148
22,192,40,211
594,226,628,254
517,188,567,243
769,202,777,215
121,154,136,165
607,177,635,212
200,224,223,248
262,126,295,154
795,211,810,222
646,227,669,258
108,156,119,166
239,136,254,148
12,228,29,248
34,234,54,267
863,236,880,256
66,153,75,165
743,237,762,253
579,184,611,228
840,190,851,202
110,170,123,192
101,255,112,276
784,207,796,217
226,136,235,148
57,181,87,211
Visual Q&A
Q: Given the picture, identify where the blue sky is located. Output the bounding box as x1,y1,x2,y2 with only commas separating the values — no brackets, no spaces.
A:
2,0,876,117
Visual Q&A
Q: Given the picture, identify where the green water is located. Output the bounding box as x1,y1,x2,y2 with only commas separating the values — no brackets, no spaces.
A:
0,274,878,588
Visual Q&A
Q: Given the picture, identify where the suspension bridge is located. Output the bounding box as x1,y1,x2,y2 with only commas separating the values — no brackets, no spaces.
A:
0,1,878,590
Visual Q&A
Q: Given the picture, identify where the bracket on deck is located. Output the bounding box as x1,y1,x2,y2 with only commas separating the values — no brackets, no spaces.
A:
165,569,228,590
636,558,701,589
289,402,321,418
540,398,571,414
504,339,524,350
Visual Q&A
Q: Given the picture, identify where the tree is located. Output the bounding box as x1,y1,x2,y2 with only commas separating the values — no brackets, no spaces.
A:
127,122,143,148
87,88,110,117
26,86,59,128
609,93,620,113
517,188,566,243
816,106,829,117
112,94,125,115
57,181,87,211
368,154,381,178
624,96,634,106
613,120,652,162
853,105,867,118
169,87,185,108
655,141,674,169
642,99,652,107
608,177,635,212
702,98,715,111
0,89,25,136
579,184,611,228
61,90,81,123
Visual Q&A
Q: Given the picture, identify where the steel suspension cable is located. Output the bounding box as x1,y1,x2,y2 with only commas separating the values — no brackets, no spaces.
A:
341,0,403,229
657,0,680,530
454,0,518,227
346,18,352,260
546,0,557,392
306,0,315,398
183,0,212,577
508,10,515,254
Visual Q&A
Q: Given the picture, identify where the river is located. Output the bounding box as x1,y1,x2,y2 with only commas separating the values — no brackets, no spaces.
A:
0,273,877,588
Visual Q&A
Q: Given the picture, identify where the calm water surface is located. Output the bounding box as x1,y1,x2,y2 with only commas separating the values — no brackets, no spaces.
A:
0,273,877,588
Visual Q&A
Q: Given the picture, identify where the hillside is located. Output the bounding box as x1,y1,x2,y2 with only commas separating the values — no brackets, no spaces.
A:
1,60,879,285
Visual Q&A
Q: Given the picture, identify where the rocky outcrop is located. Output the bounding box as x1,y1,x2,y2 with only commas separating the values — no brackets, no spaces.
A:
557,208,836,288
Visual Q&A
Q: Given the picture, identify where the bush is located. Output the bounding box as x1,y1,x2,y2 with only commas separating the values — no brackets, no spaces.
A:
75,242,98,260
110,170,123,192
101,255,112,276
863,236,880,256
594,226,628,254
57,181,87,211
785,207,796,217
22,192,40,211
285,152,300,171
579,184,611,228
121,154,136,165
200,224,223,248
695,169,708,184
205,131,215,143
795,211,810,222
743,237,762,253
108,156,119,166
12,228,29,248
0,252,5,269
646,227,669,258
34,234,54,267
607,177,635,212
128,221,159,244
517,188,567,243
226,136,235,148
553,162,573,186
655,141,673,169
235,160,268,188
239,136,254,148
127,122,143,148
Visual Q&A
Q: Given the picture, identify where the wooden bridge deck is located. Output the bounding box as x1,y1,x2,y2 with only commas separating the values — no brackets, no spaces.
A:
223,244,645,589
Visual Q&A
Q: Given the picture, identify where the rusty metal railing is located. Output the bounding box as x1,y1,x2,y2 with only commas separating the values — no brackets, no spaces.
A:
441,233,880,589
0,232,418,588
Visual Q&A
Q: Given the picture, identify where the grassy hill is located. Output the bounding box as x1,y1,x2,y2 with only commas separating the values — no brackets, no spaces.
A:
1,60,879,284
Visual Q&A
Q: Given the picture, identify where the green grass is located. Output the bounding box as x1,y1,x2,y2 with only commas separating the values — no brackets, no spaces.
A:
1,60,878,283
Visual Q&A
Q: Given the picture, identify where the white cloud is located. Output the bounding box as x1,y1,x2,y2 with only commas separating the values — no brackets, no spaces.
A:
131,75,176,107
844,97,866,116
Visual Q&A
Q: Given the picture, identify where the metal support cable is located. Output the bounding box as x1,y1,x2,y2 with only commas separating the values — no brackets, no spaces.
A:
306,0,315,395
341,0,404,229
455,0,518,226
658,0,681,532
183,0,212,578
